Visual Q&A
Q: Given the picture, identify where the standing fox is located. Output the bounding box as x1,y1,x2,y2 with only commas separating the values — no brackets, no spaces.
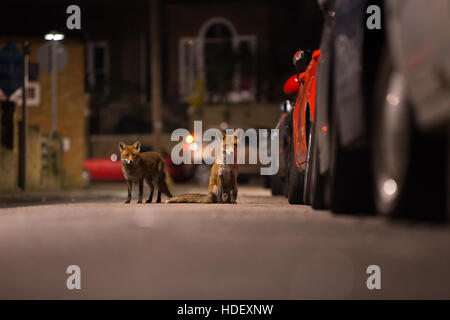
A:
166,129,242,204
119,141,172,203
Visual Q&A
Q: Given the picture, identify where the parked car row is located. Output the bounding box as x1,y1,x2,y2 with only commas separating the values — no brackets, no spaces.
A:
272,0,450,221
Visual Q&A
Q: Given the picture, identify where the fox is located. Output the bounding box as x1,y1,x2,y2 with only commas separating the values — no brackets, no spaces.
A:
217,156,237,203
166,129,242,204
119,141,172,203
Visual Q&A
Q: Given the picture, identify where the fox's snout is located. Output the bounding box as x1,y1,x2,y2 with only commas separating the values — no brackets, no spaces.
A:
123,158,134,164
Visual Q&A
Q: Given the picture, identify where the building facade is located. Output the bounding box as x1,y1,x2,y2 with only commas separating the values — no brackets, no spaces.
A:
0,38,87,189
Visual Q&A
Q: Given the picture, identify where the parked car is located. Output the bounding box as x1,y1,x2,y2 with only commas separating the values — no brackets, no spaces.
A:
270,81,296,196
283,49,321,204
303,0,450,219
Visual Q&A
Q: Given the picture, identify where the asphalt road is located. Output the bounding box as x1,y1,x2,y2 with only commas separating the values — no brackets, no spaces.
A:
1,184,449,299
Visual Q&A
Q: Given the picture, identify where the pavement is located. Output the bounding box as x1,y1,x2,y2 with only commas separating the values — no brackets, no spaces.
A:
0,184,125,208
1,183,450,299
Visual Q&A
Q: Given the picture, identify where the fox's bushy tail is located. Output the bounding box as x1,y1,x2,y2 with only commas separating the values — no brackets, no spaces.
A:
165,193,215,203
157,160,173,198
160,173,173,198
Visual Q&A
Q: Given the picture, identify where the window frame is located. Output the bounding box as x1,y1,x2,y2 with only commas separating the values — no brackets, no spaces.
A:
178,17,257,103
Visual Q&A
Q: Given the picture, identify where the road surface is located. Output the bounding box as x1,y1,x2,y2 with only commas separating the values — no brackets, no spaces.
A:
1,184,449,299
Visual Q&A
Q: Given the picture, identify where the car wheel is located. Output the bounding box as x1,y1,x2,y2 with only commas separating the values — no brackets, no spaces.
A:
263,176,271,189
372,54,446,220
304,122,325,209
282,139,290,198
303,110,313,204
326,98,373,214
326,109,354,213
271,174,283,195
283,176,288,198
237,174,250,184
287,139,304,204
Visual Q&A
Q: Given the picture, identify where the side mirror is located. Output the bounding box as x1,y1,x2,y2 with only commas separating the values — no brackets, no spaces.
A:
298,72,306,82
312,49,321,62
283,75,299,96
293,50,313,75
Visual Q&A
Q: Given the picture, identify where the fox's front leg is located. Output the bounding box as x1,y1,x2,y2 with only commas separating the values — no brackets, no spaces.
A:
138,179,144,203
125,180,132,204
217,187,223,203
230,188,237,204
232,173,238,203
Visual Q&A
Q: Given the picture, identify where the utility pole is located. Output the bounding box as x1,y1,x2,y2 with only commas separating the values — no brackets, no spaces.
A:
150,0,163,154
19,41,29,190
51,40,58,135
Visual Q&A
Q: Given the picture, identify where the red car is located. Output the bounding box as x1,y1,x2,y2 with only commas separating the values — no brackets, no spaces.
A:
286,49,321,204
83,150,185,183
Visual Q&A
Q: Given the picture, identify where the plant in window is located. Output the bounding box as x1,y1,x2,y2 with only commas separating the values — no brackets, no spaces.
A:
188,77,206,116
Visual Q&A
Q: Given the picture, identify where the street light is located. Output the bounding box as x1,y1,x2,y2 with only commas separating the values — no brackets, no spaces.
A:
44,31,64,135
44,31,65,41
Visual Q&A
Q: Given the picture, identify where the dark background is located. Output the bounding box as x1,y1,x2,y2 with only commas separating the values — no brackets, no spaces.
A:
1,0,323,134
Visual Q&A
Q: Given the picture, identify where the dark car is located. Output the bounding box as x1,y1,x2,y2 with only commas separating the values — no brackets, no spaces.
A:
270,99,293,196
304,0,450,219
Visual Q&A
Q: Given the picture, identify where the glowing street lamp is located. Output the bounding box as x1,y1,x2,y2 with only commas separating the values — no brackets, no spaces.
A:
44,31,65,41
44,31,64,134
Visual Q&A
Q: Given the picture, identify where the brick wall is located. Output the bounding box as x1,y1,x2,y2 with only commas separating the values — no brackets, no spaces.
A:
1,38,87,189
22,39,87,187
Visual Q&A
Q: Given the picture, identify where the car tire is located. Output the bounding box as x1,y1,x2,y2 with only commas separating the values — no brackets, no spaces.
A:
281,112,293,198
326,110,354,213
304,122,325,209
287,138,305,204
371,53,447,221
326,98,373,214
263,176,271,189
271,175,283,195
283,176,288,198
237,174,250,184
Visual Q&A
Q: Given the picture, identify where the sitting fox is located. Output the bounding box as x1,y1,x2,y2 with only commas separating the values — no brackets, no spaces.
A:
166,129,242,204
217,159,237,203
119,141,172,203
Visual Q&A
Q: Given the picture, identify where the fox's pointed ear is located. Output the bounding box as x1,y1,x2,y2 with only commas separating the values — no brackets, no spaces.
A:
216,130,225,141
132,141,142,152
234,128,244,142
119,141,127,152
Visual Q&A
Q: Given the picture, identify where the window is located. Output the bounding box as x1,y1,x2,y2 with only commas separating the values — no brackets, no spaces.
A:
179,17,257,103
179,37,198,101
204,23,234,103
86,41,110,94
4,82,41,107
